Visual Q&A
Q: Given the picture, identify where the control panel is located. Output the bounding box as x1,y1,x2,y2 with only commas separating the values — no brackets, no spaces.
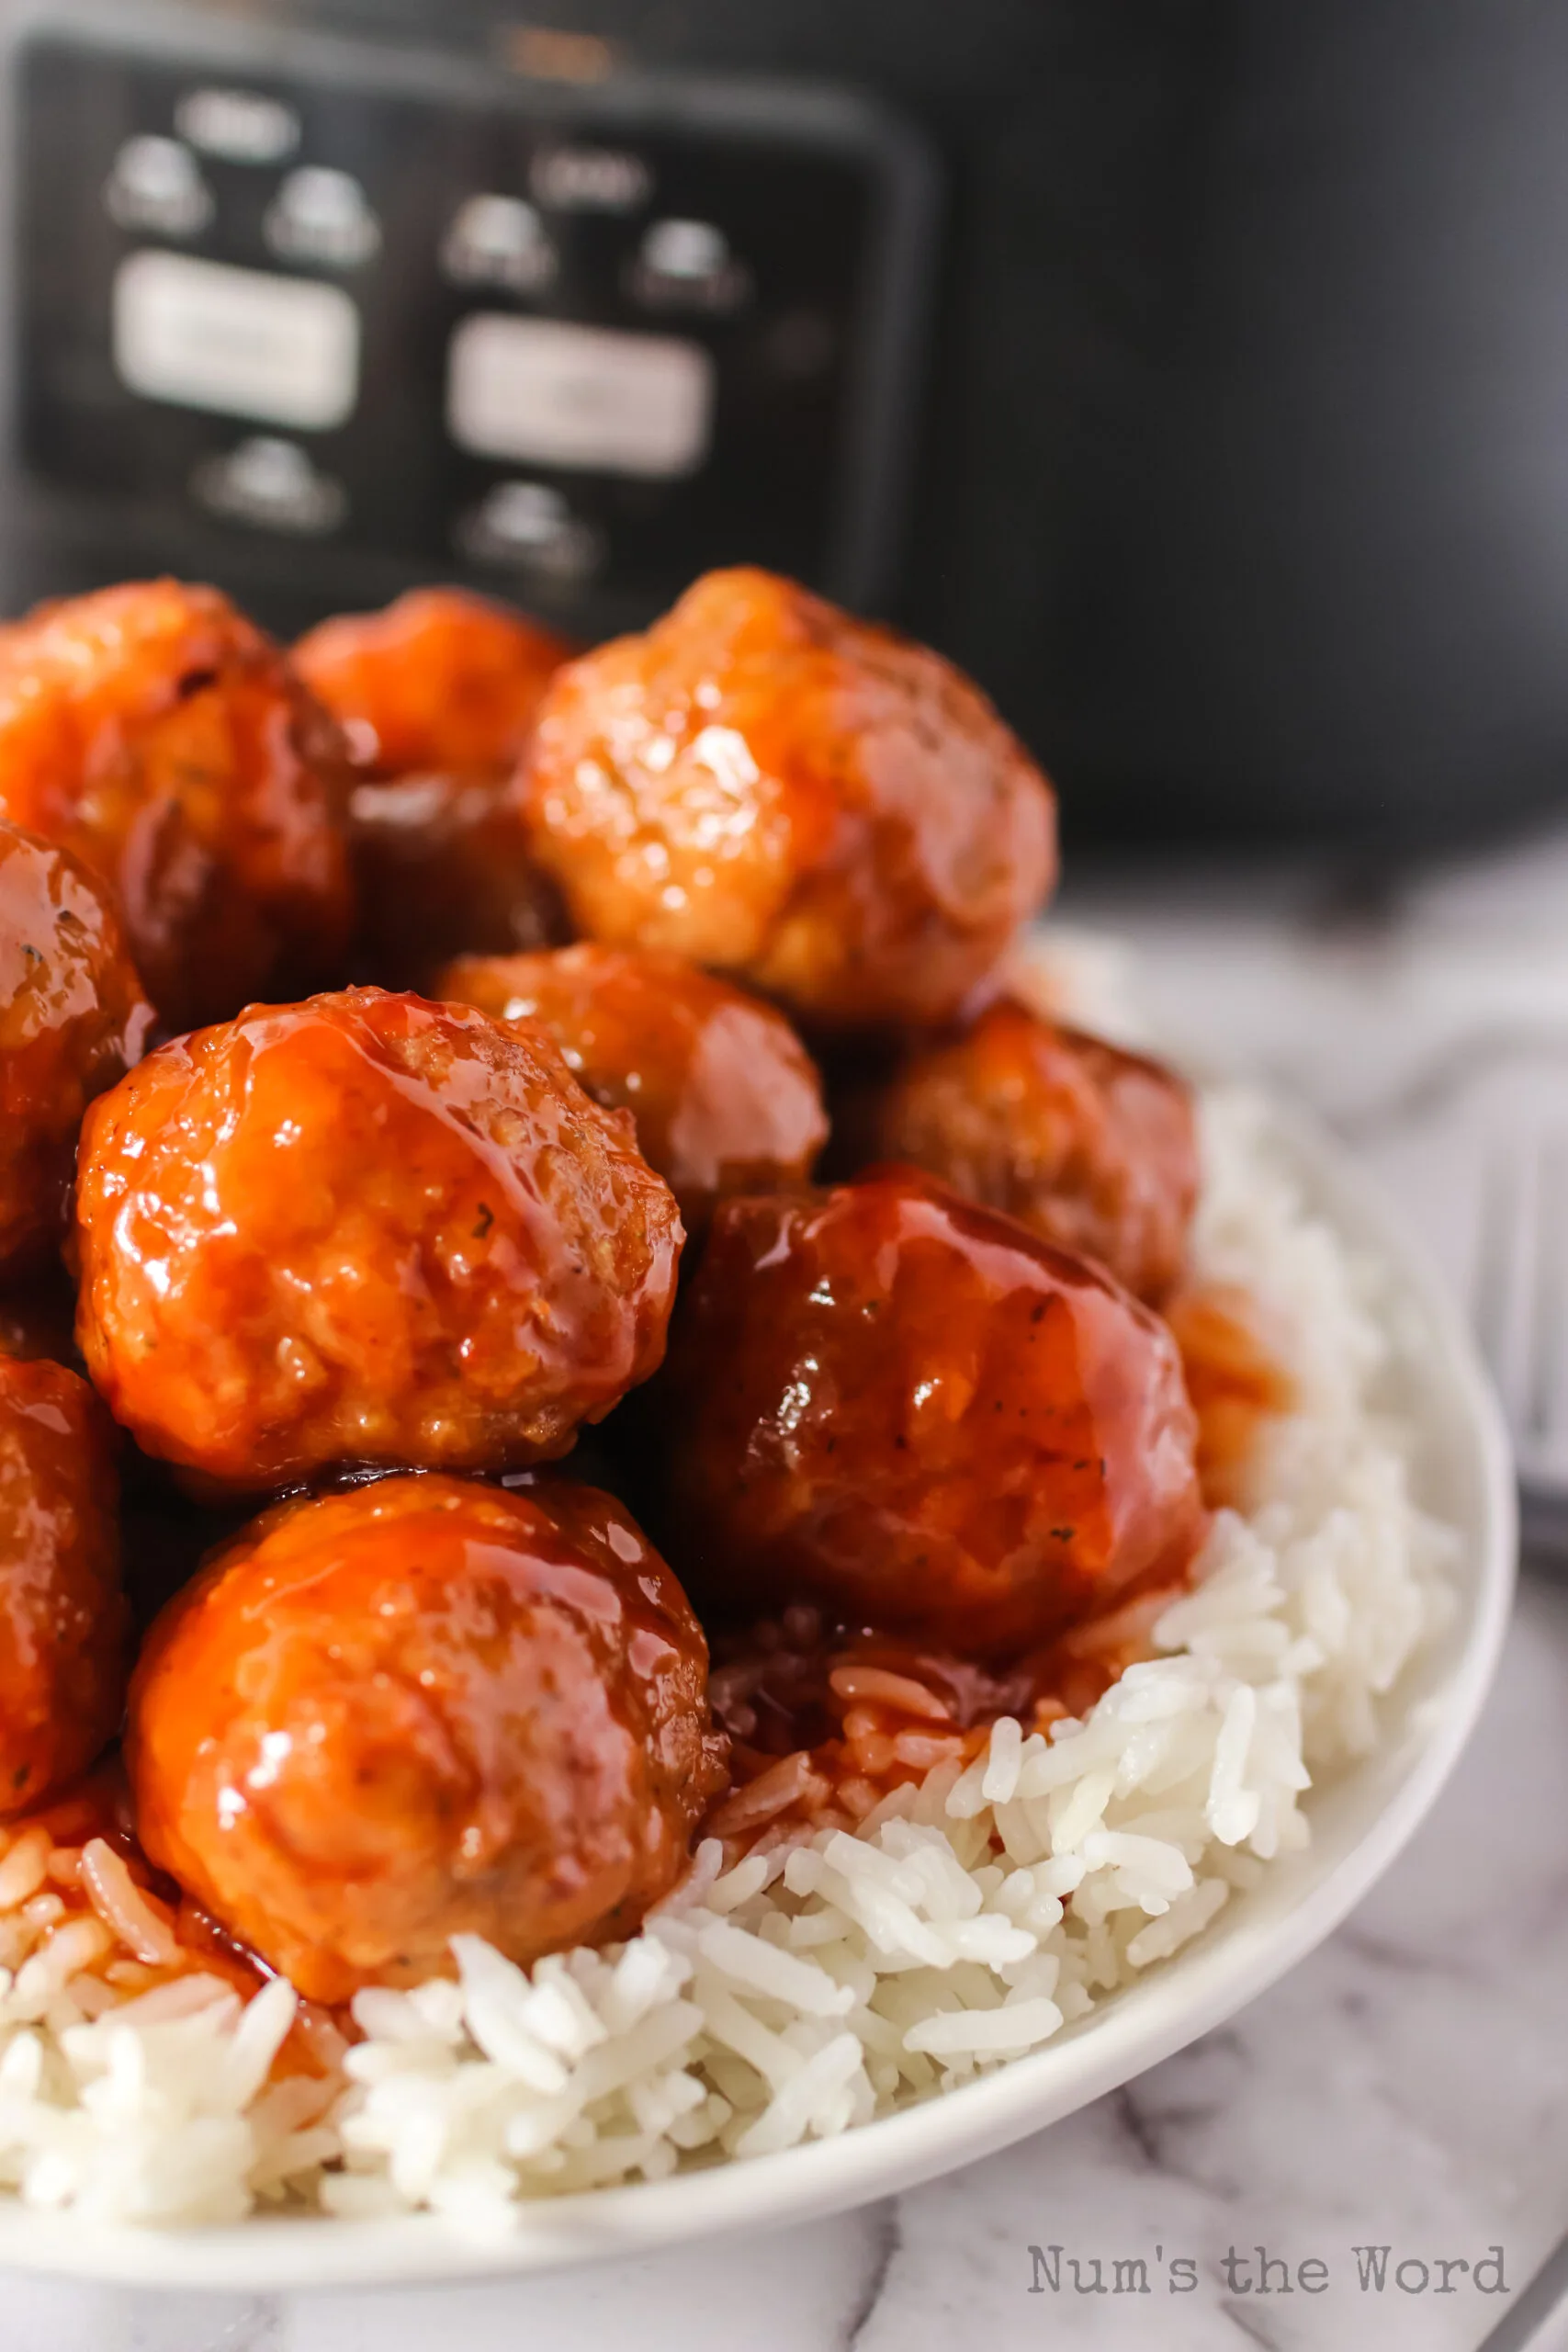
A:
12,10,936,631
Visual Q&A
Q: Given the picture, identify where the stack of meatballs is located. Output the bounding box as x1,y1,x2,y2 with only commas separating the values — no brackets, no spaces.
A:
0,566,1204,2007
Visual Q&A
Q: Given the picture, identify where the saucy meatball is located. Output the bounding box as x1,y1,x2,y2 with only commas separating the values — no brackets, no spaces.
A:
297,589,571,989
296,586,571,777
74,988,682,1490
0,581,353,1030
0,1352,129,1814
341,773,563,990
660,1170,1204,1657
128,1475,728,2002
0,823,152,1273
520,567,1057,1030
868,1003,1199,1302
435,944,829,1231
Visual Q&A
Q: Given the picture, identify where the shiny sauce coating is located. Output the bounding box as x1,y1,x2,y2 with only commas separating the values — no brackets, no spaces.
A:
0,1353,130,1814
434,944,829,1230
869,1002,1199,1302
127,1475,729,2003
658,1168,1206,1657
297,590,574,990
0,581,354,1029
520,567,1057,1030
0,822,152,1273
73,988,683,1489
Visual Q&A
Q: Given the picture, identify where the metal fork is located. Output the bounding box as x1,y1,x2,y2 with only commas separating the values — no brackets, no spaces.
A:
1473,1131,1568,1561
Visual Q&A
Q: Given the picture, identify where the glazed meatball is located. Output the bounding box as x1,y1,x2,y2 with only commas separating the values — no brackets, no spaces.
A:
74,988,682,1490
341,773,563,989
660,1170,1204,1657
0,1352,129,1814
435,944,829,1230
0,1275,81,1367
0,823,152,1273
127,1475,728,2002
297,589,571,989
867,1003,1199,1302
0,581,353,1029
520,567,1057,1030
296,587,571,777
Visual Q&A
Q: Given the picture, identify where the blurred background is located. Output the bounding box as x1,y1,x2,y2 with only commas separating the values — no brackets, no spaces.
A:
9,0,1568,854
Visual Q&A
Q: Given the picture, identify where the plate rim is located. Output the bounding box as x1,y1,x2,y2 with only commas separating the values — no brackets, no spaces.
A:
0,1098,1518,2291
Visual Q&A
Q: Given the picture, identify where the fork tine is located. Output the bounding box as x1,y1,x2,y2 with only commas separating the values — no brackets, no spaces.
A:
1526,1135,1568,1468
1472,1141,1525,1430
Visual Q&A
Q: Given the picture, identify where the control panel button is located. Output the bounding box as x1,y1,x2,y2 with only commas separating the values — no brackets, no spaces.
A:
104,136,213,240
190,435,345,534
113,250,360,430
441,196,556,295
446,314,712,479
627,217,750,314
264,167,380,269
528,144,651,213
175,86,299,165
457,480,604,582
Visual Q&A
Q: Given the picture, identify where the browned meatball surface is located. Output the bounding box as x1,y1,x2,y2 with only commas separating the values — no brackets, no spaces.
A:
520,567,1057,1030
295,587,571,778
867,1003,1200,1302
74,988,682,1490
298,589,571,989
0,823,152,1274
0,581,354,1031
0,1352,129,1814
344,772,564,989
128,1475,728,2002
658,1170,1205,1657
435,944,828,1230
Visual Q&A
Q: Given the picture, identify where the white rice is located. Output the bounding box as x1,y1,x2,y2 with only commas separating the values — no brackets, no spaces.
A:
0,1087,1455,2230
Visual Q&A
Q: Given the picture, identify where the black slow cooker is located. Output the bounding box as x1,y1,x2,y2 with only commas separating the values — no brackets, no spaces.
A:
9,0,1568,849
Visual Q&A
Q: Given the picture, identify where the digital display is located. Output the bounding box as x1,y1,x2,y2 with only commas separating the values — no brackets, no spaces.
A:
446,314,713,480
112,249,359,430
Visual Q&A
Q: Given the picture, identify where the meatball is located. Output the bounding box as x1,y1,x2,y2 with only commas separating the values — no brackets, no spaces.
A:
0,1352,129,1814
74,987,682,1490
0,581,354,1029
435,944,829,1231
0,1274,81,1368
297,589,572,989
295,586,571,778
342,773,563,990
0,823,152,1273
519,567,1056,1030
660,1170,1204,1657
867,1003,1199,1302
127,1475,728,2001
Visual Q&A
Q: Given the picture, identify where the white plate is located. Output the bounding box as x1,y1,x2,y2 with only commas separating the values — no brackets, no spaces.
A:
0,1105,1517,2291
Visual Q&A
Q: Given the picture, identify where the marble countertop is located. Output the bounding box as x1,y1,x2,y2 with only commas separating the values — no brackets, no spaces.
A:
9,828,1568,2352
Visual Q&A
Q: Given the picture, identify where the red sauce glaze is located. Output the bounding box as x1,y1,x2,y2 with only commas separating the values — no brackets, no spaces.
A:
295,594,575,992
1167,1283,1296,1510
519,567,1058,1031
0,823,152,1275
73,988,683,1490
434,944,829,1232
699,1591,1192,1849
866,1002,1200,1304
343,773,566,991
126,1475,729,2005
295,587,572,779
656,1168,1206,1658
0,1353,130,1815
0,582,355,1031
0,1273,83,1368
